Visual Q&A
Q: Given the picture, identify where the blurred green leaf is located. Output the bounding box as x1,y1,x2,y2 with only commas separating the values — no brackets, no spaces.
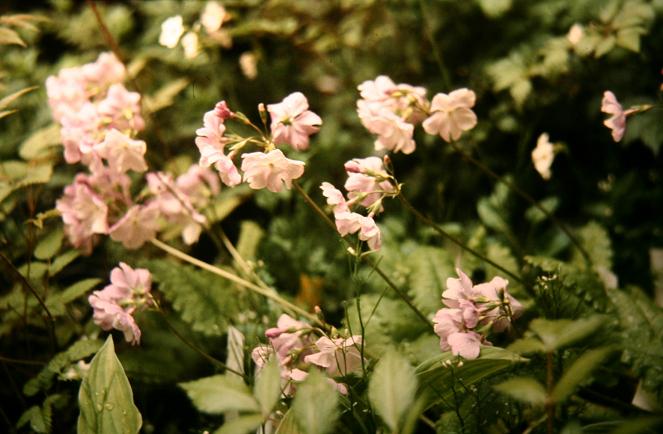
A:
254,356,281,417
494,377,547,405
551,347,615,402
292,370,339,434
180,375,259,414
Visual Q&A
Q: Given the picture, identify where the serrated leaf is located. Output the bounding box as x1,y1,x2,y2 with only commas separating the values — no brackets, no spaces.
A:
292,370,339,434
406,246,454,316
19,124,61,160
494,377,547,405
254,356,281,417
144,259,239,336
369,350,418,432
34,228,63,260
616,27,643,52
529,316,604,352
180,375,259,414
214,414,264,434
573,222,612,270
77,336,142,434
552,347,615,402
0,27,26,46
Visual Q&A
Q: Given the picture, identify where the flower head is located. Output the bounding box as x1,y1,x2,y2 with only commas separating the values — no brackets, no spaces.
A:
601,91,627,142
109,204,160,249
423,88,478,142
531,132,555,180
267,92,322,151
159,15,185,48
94,129,148,173
240,149,305,192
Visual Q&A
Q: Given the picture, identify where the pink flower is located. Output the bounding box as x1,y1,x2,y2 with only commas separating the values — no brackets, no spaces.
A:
601,91,627,142
56,175,109,251
97,83,144,132
88,262,152,345
333,211,381,250
240,149,305,192
81,52,126,92
320,182,348,213
357,104,416,154
214,155,242,187
59,102,103,165
447,331,482,359
267,92,322,151
344,157,394,210
94,129,148,173
423,88,478,142
214,100,234,120
195,110,230,167
109,204,160,249
304,336,364,376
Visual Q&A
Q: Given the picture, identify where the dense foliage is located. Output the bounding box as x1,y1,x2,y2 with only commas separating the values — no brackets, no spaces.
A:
1,1,662,433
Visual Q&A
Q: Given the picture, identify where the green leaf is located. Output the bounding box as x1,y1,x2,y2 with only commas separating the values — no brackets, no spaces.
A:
406,246,454,316
19,124,61,160
507,337,546,354
525,197,559,224
416,347,527,409
529,316,604,352
292,370,339,434
34,228,63,260
551,347,615,402
477,0,512,18
179,375,259,414
572,222,613,271
49,250,80,275
494,377,547,405
236,221,264,262
368,349,418,432
0,86,36,110
17,405,48,433
46,278,102,315
274,409,303,434
143,259,240,336
214,414,264,434
0,27,26,46
254,356,281,417
77,336,142,434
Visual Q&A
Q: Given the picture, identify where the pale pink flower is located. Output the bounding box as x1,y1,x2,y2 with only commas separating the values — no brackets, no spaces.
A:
320,182,348,213
109,204,160,249
56,175,109,249
201,1,228,34
81,52,126,94
251,345,274,369
59,102,103,165
304,336,364,376
159,15,184,48
267,92,322,151
334,211,363,237
88,262,152,345
601,91,627,142
195,110,230,167
214,156,241,187
240,150,305,192
344,157,394,210
447,331,482,359
333,211,381,250
214,100,234,120
357,104,416,154
46,72,88,123
423,88,478,142
97,83,145,132
358,75,398,102
531,133,555,180
95,129,148,173
442,268,475,308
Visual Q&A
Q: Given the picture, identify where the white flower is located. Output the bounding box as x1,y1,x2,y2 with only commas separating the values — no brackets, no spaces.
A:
567,24,584,46
423,88,478,142
201,1,228,34
239,52,258,79
181,32,200,59
159,15,185,49
531,133,555,180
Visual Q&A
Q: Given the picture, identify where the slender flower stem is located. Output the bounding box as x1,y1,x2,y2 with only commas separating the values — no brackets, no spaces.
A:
152,299,246,378
150,238,318,324
448,141,592,265
546,351,555,434
398,194,525,285
292,182,432,327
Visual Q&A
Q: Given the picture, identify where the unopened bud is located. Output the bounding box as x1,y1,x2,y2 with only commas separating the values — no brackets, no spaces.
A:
214,100,234,120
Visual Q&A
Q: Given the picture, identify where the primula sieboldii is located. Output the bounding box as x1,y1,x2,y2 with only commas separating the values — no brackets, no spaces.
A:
267,92,322,151
251,314,362,397
94,129,148,174
159,15,185,48
88,262,153,345
422,88,478,142
109,204,160,249
195,94,318,193
433,268,523,359
531,132,555,180
241,150,305,193
601,90,627,142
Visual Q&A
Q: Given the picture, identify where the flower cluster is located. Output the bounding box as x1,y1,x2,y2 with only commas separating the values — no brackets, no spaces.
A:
433,269,523,359
357,75,477,154
251,314,363,396
88,262,153,345
50,54,218,252
195,93,321,193
321,156,399,251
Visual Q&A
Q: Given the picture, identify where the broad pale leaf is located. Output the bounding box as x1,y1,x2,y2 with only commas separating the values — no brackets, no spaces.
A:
529,316,604,352
77,336,142,434
214,414,263,434
179,375,259,414
254,356,281,417
368,349,417,432
494,377,547,405
552,347,615,402
292,370,339,434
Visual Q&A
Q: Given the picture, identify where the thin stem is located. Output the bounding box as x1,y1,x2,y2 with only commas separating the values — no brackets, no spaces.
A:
150,238,318,324
85,0,124,62
0,253,57,352
292,182,431,327
546,351,555,434
152,299,246,378
448,141,592,265
418,0,452,90
398,194,525,285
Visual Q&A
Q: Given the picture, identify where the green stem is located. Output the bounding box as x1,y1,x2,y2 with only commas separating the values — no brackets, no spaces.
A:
398,194,525,285
546,351,554,434
150,238,318,324
418,0,452,90
448,141,592,266
292,182,431,327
